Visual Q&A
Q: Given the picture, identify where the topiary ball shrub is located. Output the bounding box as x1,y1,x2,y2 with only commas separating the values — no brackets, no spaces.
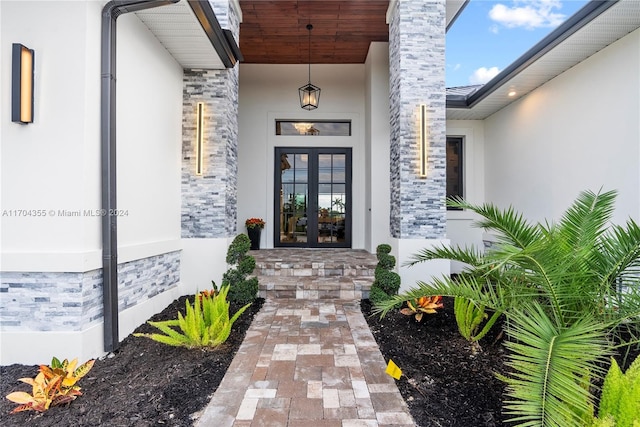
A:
375,269,400,296
370,243,401,306
226,234,251,264
369,285,392,306
221,234,258,305
376,244,391,255
228,277,258,306
376,244,395,270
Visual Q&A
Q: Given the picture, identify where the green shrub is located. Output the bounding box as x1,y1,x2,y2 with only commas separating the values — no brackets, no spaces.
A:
228,277,259,306
134,285,250,348
369,244,401,305
595,356,640,427
369,285,391,306
376,190,640,427
592,417,616,427
222,234,258,305
376,244,391,255
374,269,401,295
238,256,256,276
226,234,251,264
376,246,396,270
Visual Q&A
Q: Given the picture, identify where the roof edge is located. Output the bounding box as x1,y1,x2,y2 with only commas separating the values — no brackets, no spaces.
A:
187,0,242,68
446,0,469,32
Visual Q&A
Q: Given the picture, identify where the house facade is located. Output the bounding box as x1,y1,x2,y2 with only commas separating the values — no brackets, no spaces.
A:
1,0,639,365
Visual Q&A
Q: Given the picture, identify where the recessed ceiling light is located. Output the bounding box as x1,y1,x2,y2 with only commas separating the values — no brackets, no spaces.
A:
508,90,517,97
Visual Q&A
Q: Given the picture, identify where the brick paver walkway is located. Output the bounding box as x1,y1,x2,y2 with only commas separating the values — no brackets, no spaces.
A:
194,299,414,427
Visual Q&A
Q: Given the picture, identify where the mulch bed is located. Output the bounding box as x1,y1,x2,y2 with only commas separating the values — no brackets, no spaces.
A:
361,297,506,427
0,297,264,427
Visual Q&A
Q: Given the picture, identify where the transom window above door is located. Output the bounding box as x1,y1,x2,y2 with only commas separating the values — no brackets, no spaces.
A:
275,120,351,136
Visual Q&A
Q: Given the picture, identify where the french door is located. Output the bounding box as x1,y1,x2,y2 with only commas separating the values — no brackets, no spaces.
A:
275,147,352,247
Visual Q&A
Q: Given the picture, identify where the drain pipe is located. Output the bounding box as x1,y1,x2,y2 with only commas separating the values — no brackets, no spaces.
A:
101,0,179,353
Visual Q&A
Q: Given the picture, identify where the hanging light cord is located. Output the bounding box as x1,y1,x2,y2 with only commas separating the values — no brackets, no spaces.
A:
307,23,313,84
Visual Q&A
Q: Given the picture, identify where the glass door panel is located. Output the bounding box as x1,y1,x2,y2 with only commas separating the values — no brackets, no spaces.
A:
316,154,346,245
278,153,308,244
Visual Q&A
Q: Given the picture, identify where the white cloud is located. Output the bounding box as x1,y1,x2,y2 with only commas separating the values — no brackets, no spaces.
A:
450,63,462,71
469,67,501,84
489,0,566,30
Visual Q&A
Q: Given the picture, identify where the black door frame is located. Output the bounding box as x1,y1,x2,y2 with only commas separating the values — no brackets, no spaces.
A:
274,147,352,248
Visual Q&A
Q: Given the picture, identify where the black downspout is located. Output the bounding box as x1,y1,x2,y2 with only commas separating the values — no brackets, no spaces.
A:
100,0,179,353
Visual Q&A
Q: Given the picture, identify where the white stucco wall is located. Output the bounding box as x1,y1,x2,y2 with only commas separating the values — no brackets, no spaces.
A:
483,28,640,225
116,13,183,261
445,119,486,272
0,1,184,364
237,63,367,248
1,1,103,271
365,42,392,253
1,2,183,271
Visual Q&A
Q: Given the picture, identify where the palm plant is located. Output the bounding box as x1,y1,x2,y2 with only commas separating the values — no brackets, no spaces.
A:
374,189,640,426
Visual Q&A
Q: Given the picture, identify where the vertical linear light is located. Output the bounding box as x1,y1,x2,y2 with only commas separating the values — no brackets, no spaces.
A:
195,102,204,176
419,104,427,178
11,43,35,124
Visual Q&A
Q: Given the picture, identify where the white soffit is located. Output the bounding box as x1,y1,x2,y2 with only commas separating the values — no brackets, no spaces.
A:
446,0,467,28
135,0,226,70
447,0,640,120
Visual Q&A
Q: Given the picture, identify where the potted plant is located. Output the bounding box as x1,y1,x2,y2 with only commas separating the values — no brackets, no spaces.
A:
245,217,265,250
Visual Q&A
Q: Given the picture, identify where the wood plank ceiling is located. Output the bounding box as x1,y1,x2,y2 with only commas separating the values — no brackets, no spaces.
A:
238,0,390,64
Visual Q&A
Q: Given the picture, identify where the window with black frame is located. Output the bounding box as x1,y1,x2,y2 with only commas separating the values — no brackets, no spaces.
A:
446,136,463,209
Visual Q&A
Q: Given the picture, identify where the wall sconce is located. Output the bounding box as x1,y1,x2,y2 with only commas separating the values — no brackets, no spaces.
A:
419,104,427,178
195,102,204,176
11,43,35,124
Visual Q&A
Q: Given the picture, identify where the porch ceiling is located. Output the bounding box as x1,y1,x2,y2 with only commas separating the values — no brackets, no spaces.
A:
238,0,467,64
133,0,467,67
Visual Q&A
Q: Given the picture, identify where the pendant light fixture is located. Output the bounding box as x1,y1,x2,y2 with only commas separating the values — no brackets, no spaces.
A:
299,23,320,110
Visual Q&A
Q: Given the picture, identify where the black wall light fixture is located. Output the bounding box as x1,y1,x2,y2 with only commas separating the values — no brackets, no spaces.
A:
299,24,320,110
12,43,35,124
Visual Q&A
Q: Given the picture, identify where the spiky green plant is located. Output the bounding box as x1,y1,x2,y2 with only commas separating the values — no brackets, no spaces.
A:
135,285,250,348
499,303,608,427
453,296,500,343
374,189,640,426
595,355,640,427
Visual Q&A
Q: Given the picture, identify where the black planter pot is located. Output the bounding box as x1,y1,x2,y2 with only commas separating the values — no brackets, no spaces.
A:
247,227,261,250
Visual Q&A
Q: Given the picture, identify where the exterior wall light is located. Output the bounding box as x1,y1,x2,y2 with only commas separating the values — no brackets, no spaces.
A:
419,104,427,177
11,43,34,124
195,102,204,176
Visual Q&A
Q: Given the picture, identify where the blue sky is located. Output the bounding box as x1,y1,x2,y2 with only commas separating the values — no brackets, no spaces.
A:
446,0,589,88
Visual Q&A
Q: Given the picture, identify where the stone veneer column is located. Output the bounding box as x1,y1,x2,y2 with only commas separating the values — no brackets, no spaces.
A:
181,0,240,238
388,0,450,290
388,0,446,239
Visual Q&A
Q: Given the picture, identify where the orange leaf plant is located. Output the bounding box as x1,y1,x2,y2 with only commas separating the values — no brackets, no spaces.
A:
400,295,444,321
